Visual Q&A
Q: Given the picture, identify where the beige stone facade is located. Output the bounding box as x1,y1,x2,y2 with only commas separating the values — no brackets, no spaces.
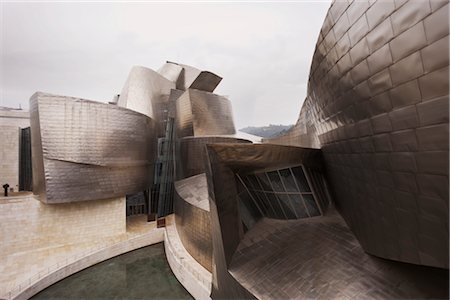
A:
0,194,126,296
0,108,30,191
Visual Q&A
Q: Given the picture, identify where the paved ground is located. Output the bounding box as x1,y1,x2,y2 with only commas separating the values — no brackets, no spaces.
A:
230,206,449,299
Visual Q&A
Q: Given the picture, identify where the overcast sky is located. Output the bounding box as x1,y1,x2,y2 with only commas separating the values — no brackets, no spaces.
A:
1,1,331,128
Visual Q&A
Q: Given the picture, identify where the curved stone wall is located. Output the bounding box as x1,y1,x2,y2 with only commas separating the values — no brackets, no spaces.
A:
266,0,449,268
30,92,157,204
174,174,212,272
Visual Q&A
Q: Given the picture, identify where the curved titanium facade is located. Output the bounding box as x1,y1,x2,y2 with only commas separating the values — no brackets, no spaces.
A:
176,136,252,180
204,143,324,299
174,174,212,272
118,66,175,120
176,89,236,138
31,92,157,204
266,1,449,268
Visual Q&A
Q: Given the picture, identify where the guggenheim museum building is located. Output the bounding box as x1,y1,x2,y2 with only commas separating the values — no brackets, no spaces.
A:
1,0,449,299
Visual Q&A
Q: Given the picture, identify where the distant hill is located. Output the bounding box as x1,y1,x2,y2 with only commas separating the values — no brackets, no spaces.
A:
239,124,293,138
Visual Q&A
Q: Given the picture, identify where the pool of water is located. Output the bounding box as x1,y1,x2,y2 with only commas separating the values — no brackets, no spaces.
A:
32,243,192,300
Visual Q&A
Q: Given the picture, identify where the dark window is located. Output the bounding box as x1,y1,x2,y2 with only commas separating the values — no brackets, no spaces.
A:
292,166,311,192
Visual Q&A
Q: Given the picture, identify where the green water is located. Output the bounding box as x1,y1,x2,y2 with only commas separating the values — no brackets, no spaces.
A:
32,243,193,300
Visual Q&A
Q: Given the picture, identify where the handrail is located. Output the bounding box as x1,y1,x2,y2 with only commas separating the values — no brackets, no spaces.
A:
4,230,159,300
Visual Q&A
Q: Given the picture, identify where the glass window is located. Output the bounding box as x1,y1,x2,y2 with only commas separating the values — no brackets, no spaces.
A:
292,166,311,192
279,169,298,192
241,175,254,191
256,173,272,191
302,194,321,217
239,190,262,220
288,194,309,218
248,190,267,216
265,192,286,219
267,171,284,192
276,194,297,219
248,174,262,191
256,191,275,218
238,195,256,230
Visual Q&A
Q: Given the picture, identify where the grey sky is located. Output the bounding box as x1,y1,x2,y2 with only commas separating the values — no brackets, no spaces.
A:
1,1,331,128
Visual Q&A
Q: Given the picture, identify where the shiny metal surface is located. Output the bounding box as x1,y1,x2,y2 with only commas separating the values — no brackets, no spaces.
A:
157,62,183,83
176,136,252,180
177,63,222,92
30,92,157,204
174,173,212,272
157,62,222,93
265,0,449,269
230,206,449,299
204,143,324,299
118,66,175,120
175,89,236,138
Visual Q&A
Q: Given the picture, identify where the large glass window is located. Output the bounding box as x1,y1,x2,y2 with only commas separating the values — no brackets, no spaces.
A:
288,194,309,218
256,173,271,191
238,164,327,221
266,192,286,219
277,194,297,219
303,194,320,217
292,166,311,192
279,169,298,192
267,171,284,192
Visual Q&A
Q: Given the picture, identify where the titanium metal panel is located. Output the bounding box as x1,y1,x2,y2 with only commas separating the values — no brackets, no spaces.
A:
118,65,175,120
176,136,252,180
157,62,183,83
204,143,323,299
30,92,157,204
177,63,222,92
174,173,212,272
175,89,236,138
264,0,449,269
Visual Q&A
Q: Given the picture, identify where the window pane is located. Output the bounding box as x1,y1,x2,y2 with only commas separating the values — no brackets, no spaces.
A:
292,166,311,192
239,190,262,220
256,191,275,218
303,194,321,217
267,171,284,192
238,195,256,230
265,192,286,219
279,168,298,192
249,174,262,191
241,175,254,191
277,194,297,219
256,173,272,191
249,190,267,215
288,194,309,218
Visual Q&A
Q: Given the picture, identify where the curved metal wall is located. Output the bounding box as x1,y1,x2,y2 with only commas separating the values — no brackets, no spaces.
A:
30,92,157,204
174,174,212,272
176,89,237,138
118,66,175,120
266,0,449,268
176,136,252,180
204,143,324,299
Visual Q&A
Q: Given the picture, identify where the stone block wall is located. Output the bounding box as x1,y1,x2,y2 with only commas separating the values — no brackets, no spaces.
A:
0,126,21,191
0,196,126,255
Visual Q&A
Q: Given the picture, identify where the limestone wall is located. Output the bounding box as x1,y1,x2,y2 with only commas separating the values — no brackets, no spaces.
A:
0,126,20,190
0,109,30,191
0,195,126,255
